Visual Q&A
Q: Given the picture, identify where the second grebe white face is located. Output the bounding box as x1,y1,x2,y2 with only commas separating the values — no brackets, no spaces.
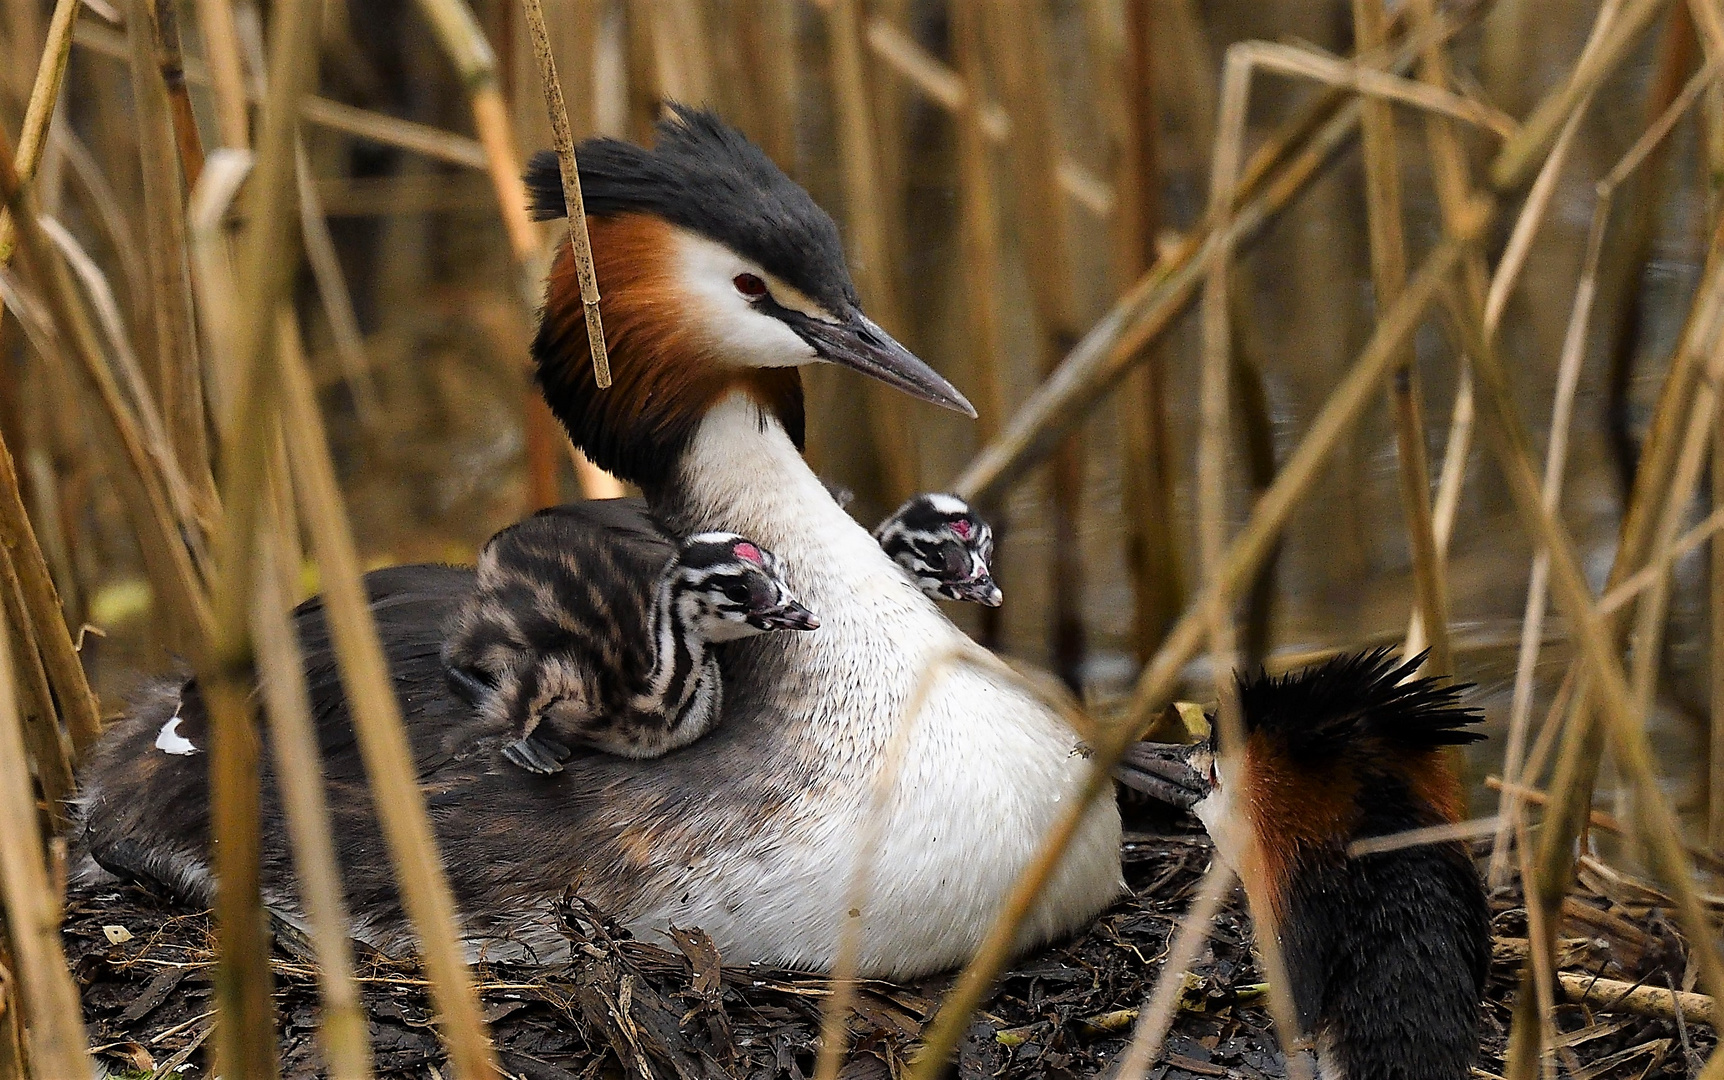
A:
1189,743,1251,873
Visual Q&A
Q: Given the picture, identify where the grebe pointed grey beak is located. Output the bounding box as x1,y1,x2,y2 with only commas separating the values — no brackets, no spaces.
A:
787,306,976,417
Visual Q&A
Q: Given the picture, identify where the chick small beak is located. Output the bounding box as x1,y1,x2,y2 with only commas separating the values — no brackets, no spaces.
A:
951,573,1002,608
792,307,976,417
753,600,821,633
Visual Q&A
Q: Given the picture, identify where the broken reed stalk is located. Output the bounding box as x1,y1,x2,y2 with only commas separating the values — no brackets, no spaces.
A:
1353,0,1453,678
1112,862,1235,1080
0,613,90,1080
948,0,1006,441
910,231,1472,1080
0,544,73,828
823,0,920,503
0,0,80,266
519,0,610,389
1559,974,1718,1029
259,320,374,1080
953,14,1455,504
126,0,215,521
1199,46,1306,1080
0,428,100,755
277,316,500,1080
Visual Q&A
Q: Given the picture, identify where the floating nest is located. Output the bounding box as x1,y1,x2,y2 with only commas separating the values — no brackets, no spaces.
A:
67,816,1712,1079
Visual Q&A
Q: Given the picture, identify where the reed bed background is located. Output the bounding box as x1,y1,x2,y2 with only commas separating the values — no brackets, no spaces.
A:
2,0,1724,1076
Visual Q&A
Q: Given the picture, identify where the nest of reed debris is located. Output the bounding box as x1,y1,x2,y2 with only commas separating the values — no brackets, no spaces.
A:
68,816,1716,1080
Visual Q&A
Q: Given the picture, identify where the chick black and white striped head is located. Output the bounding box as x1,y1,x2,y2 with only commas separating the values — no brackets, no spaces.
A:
671,533,819,641
874,494,1001,607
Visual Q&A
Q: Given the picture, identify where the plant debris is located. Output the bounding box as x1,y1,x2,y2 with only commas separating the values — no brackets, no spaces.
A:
66,819,1715,1079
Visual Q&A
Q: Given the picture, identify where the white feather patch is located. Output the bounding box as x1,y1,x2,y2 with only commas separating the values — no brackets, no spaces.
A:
154,703,198,756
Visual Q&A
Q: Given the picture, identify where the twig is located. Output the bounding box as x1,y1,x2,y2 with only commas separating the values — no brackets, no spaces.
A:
1112,863,1235,1080
295,141,380,427
0,613,92,1078
519,0,610,389
193,0,251,148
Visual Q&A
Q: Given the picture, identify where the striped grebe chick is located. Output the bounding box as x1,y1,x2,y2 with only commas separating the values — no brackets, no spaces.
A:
1133,651,1490,1080
872,493,1000,607
444,512,816,773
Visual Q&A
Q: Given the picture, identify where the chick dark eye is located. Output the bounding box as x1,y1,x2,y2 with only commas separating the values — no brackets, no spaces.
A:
724,583,750,604
733,273,768,299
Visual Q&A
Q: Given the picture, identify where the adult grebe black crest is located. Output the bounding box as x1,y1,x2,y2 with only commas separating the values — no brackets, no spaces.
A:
443,511,816,773
1134,651,1490,1080
75,106,1122,975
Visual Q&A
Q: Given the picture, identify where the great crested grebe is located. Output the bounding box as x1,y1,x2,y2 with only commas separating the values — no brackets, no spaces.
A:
1127,651,1490,1080
874,492,1001,607
75,107,1122,974
442,509,817,774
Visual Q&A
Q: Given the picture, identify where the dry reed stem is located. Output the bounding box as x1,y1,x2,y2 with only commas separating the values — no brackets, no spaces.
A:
0,543,73,827
987,0,1086,683
278,313,500,1080
82,19,500,169
0,614,90,1079
126,0,213,511
1560,974,1718,1028
38,216,210,554
1485,778,1724,875
0,413,100,757
258,321,374,1080
911,232,1471,1080
859,18,1111,217
193,0,251,148
1344,815,1503,857
196,0,329,1071
1353,0,1452,677
1492,0,1674,189
295,141,380,427
0,133,211,645
1117,0,1184,663
148,0,205,184
520,0,611,389
1199,45,1307,1078
0,0,80,266
948,0,1006,442
954,16,1451,503
1512,222,1724,1080
1448,272,1724,1031
1229,41,1517,139
186,149,252,426
823,0,919,503
1112,862,1236,1080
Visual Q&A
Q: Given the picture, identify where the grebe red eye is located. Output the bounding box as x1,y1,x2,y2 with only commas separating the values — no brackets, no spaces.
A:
733,273,768,299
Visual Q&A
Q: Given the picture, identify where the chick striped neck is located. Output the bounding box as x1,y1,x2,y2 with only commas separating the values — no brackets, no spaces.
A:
634,570,723,733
